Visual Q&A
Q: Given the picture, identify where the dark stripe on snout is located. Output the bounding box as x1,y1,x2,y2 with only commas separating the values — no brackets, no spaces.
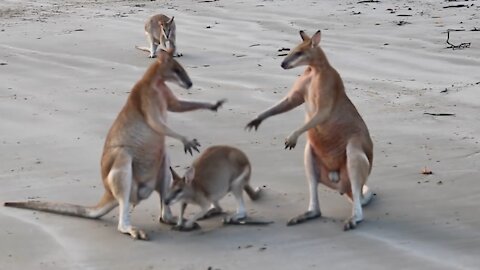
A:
281,52,301,69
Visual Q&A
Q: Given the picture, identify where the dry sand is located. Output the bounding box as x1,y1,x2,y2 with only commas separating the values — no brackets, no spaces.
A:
1,0,480,269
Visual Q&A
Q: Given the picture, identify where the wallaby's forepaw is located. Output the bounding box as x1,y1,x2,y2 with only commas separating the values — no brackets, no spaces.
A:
172,222,201,232
148,54,156,58
119,226,149,240
183,138,201,155
210,99,227,112
174,52,183,57
286,210,321,226
343,217,362,231
245,118,263,131
285,132,299,150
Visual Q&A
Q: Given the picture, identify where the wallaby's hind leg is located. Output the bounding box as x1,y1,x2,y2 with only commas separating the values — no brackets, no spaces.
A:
244,184,261,201
287,142,322,226
107,150,148,240
173,201,209,231
228,188,247,222
226,168,251,222
344,185,374,207
147,34,158,58
343,140,370,231
201,201,224,220
156,153,176,225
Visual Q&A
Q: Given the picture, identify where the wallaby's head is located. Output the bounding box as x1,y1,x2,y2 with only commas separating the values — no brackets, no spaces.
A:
159,16,174,39
164,166,195,205
155,49,192,89
281,30,322,70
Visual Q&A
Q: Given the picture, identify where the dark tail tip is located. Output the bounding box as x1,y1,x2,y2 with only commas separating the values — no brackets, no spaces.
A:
4,202,20,207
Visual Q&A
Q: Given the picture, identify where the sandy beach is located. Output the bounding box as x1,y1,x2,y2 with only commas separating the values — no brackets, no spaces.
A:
1,0,480,269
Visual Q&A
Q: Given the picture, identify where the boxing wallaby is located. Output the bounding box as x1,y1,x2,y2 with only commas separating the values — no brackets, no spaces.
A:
165,145,261,231
136,14,180,58
246,30,374,230
4,49,226,240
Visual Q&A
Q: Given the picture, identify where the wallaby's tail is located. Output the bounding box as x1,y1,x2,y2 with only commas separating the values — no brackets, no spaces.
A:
135,45,150,53
4,192,117,219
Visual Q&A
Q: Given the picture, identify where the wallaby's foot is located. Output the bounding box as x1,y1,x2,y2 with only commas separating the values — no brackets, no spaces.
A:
159,216,177,225
343,216,362,231
223,215,247,224
223,216,273,225
287,210,321,226
224,212,247,224
200,208,225,220
159,208,177,225
172,222,200,232
118,226,148,240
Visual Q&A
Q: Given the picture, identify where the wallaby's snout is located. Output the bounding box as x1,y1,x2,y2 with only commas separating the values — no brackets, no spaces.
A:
281,59,291,70
184,77,193,89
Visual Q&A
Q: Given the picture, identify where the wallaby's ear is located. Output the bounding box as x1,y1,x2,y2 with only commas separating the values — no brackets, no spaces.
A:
168,16,175,24
299,30,310,41
311,30,321,47
169,167,181,180
184,167,195,184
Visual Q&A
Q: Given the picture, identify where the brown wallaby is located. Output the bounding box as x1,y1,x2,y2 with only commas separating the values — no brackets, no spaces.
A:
165,145,261,231
4,49,226,240
246,30,374,230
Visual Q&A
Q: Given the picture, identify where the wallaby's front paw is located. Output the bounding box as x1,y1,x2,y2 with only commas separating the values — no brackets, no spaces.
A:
183,138,200,155
174,52,183,57
210,99,227,112
148,54,156,58
245,118,263,131
172,222,200,232
284,132,299,150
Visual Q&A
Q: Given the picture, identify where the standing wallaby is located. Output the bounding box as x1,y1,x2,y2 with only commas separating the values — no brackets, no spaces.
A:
165,145,262,231
136,14,180,58
4,49,226,240
246,30,374,231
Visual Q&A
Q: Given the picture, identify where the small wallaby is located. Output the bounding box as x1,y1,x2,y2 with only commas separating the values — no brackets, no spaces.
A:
165,145,262,231
136,14,180,58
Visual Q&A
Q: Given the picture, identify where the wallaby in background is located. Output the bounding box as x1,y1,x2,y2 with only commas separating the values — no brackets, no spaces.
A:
246,30,374,231
4,49,226,240
136,14,181,58
165,145,263,231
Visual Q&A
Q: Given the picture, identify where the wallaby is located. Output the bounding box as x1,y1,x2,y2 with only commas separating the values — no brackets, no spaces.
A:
135,14,180,58
246,30,374,231
165,145,262,231
4,49,226,240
